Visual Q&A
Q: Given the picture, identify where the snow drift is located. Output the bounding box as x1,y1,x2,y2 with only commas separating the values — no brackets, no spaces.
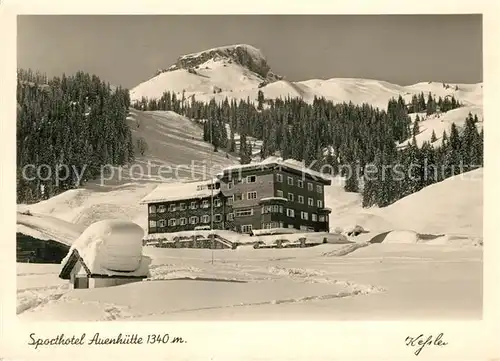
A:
375,168,483,237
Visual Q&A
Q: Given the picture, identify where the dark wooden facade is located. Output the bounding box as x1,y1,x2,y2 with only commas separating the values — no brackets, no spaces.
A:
218,163,331,233
147,191,234,234
17,233,70,263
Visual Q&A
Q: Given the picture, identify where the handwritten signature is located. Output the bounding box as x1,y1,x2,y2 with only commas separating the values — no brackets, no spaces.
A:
405,333,448,356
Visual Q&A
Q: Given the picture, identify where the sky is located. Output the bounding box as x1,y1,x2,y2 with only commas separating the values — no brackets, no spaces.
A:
17,15,482,89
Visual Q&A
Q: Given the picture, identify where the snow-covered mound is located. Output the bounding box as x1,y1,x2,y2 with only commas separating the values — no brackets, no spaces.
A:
61,219,149,274
378,230,420,244
374,168,483,237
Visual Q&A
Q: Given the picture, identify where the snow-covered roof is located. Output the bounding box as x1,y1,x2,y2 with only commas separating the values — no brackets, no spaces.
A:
217,156,332,184
140,180,221,204
17,211,86,246
59,220,150,279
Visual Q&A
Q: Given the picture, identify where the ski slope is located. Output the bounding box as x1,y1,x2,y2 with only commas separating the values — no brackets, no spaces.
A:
17,109,238,230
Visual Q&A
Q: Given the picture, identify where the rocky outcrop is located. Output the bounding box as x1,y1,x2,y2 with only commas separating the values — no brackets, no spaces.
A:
154,44,280,84
176,44,270,78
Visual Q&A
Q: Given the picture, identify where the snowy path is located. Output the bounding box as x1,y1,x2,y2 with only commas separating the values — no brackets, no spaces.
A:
17,242,482,321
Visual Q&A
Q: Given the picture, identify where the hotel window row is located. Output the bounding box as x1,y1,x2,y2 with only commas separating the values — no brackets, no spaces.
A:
226,175,257,189
276,190,324,208
230,191,258,202
149,199,223,213
262,205,321,222
149,214,226,227
276,174,323,194
262,222,284,229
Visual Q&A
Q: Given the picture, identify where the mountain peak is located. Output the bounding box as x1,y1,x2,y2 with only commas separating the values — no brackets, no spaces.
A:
162,44,281,82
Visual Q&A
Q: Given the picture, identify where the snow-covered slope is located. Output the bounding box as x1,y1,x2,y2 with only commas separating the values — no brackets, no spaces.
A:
17,109,238,231
374,168,483,237
399,105,483,148
324,168,483,239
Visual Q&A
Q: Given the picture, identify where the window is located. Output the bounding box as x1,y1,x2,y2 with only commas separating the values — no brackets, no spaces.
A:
307,183,313,191
311,214,318,222
158,219,166,227
214,199,222,207
227,213,234,221
246,175,256,183
316,185,323,193
227,181,233,190
190,216,199,224
190,201,198,210
276,190,284,198
179,203,186,211
247,191,257,200
298,195,304,204
201,215,210,224
288,193,294,202
227,196,234,205
319,215,326,222
234,193,243,201
235,208,253,217
308,197,314,206
297,180,304,188
241,225,253,233
158,205,166,213
262,222,280,229
196,185,206,191
214,214,222,222
168,219,176,227
287,176,294,185
169,204,176,212
179,217,187,226
276,174,283,182
279,205,284,213
201,200,210,208
301,211,309,220
286,208,295,217
317,200,323,208
149,205,156,214
272,205,280,213
149,220,157,228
